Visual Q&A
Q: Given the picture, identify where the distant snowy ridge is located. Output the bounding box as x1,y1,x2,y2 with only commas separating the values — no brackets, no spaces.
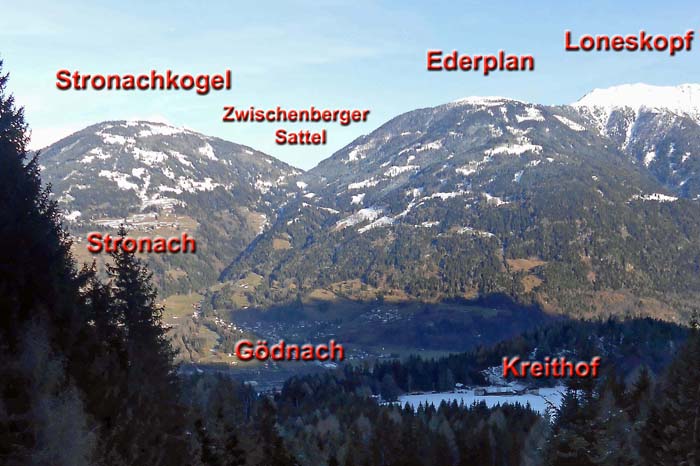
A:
449,83,700,126
572,83,700,126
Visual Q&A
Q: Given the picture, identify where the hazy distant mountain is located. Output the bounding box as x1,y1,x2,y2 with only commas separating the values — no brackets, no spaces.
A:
220,87,700,321
40,120,302,294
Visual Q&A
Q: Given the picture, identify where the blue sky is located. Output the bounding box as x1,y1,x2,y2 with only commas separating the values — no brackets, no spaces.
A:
2,0,700,169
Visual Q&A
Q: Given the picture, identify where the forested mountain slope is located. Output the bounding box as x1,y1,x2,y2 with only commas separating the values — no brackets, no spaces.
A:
39,121,303,294
221,88,700,320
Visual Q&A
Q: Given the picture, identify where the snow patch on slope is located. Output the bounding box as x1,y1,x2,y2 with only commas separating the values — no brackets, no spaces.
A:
335,207,382,230
198,143,218,160
351,193,366,205
515,107,544,123
98,170,139,191
485,143,542,156
643,151,656,167
348,178,379,190
631,193,678,202
358,216,393,233
554,115,585,131
384,165,420,178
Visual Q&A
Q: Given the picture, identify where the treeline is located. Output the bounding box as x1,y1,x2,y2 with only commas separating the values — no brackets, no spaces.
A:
180,367,544,466
545,319,700,465
180,318,700,466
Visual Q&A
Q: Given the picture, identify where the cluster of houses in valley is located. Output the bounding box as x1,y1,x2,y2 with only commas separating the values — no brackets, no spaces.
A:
470,385,541,396
407,383,542,397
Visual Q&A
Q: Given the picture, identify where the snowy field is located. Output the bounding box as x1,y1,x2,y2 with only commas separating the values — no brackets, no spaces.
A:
399,386,566,415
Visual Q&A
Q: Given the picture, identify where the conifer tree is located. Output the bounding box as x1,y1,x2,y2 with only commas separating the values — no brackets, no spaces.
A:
641,312,700,466
105,224,191,465
196,419,221,466
223,422,246,466
256,398,300,466
545,387,597,466
0,58,96,466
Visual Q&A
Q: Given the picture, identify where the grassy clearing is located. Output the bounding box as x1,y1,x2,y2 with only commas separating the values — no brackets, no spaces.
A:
506,257,547,272
272,237,292,250
162,292,202,326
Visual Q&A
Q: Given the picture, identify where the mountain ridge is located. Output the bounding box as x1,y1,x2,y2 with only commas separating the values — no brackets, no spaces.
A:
39,119,303,295
572,83,700,117
217,85,700,322
38,84,700,322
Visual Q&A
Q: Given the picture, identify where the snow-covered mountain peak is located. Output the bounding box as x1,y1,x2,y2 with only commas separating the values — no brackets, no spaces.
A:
40,120,302,220
572,83,700,121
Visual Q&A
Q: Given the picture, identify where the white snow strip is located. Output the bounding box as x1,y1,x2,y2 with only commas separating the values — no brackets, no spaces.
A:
348,178,379,190
358,216,393,233
631,193,678,202
485,143,542,156
456,166,477,176
554,115,585,131
457,226,496,238
335,207,382,230
384,165,420,178
515,107,544,123
421,221,440,228
158,185,183,194
416,140,443,152
428,191,467,200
